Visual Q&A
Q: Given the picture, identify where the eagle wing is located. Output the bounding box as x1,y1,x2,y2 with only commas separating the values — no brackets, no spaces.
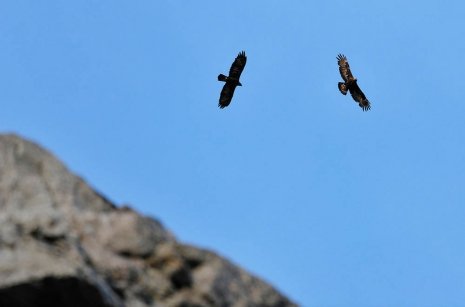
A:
350,83,371,111
337,54,354,82
219,82,237,109
229,51,247,80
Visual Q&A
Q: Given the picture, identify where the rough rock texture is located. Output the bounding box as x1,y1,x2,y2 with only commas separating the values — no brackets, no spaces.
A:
0,134,297,307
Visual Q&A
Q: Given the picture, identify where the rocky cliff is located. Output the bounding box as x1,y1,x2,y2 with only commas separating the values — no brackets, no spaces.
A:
0,134,297,307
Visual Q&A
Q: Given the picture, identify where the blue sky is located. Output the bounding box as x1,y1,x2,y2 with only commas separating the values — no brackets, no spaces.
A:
1,1,465,306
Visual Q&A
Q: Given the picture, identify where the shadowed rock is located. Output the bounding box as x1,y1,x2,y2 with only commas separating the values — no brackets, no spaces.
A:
0,134,298,307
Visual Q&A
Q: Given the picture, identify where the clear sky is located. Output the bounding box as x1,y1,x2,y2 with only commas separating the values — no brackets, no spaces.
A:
1,1,465,306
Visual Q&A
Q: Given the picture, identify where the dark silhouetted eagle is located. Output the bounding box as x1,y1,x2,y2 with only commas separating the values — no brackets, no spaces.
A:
218,51,247,108
337,54,371,111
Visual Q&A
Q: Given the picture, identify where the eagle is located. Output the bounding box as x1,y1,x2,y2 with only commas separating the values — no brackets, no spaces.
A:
218,51,247,108
337,54,371,111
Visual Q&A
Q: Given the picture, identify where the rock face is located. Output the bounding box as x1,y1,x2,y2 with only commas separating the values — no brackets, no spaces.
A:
0,134,297,307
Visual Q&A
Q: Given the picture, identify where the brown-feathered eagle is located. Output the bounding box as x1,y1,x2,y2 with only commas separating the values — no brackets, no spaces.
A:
218,51,247,108
337,54,371,111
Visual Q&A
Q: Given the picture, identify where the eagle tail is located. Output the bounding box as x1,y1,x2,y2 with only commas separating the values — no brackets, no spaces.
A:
338,82,348,95
218,74,227,82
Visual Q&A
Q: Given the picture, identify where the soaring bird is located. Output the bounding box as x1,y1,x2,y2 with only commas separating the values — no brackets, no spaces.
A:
218,51,247,108
337,54,371,111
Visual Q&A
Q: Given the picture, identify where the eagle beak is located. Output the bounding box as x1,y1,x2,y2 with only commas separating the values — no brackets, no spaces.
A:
238,82,242,86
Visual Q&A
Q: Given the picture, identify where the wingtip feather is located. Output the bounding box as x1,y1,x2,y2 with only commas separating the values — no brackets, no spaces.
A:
360,101,371,111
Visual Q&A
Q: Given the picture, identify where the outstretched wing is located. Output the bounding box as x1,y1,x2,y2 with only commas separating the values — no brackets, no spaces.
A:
219,83,237,108
350,83,371,111
337,54,354,82
229,51,247,80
